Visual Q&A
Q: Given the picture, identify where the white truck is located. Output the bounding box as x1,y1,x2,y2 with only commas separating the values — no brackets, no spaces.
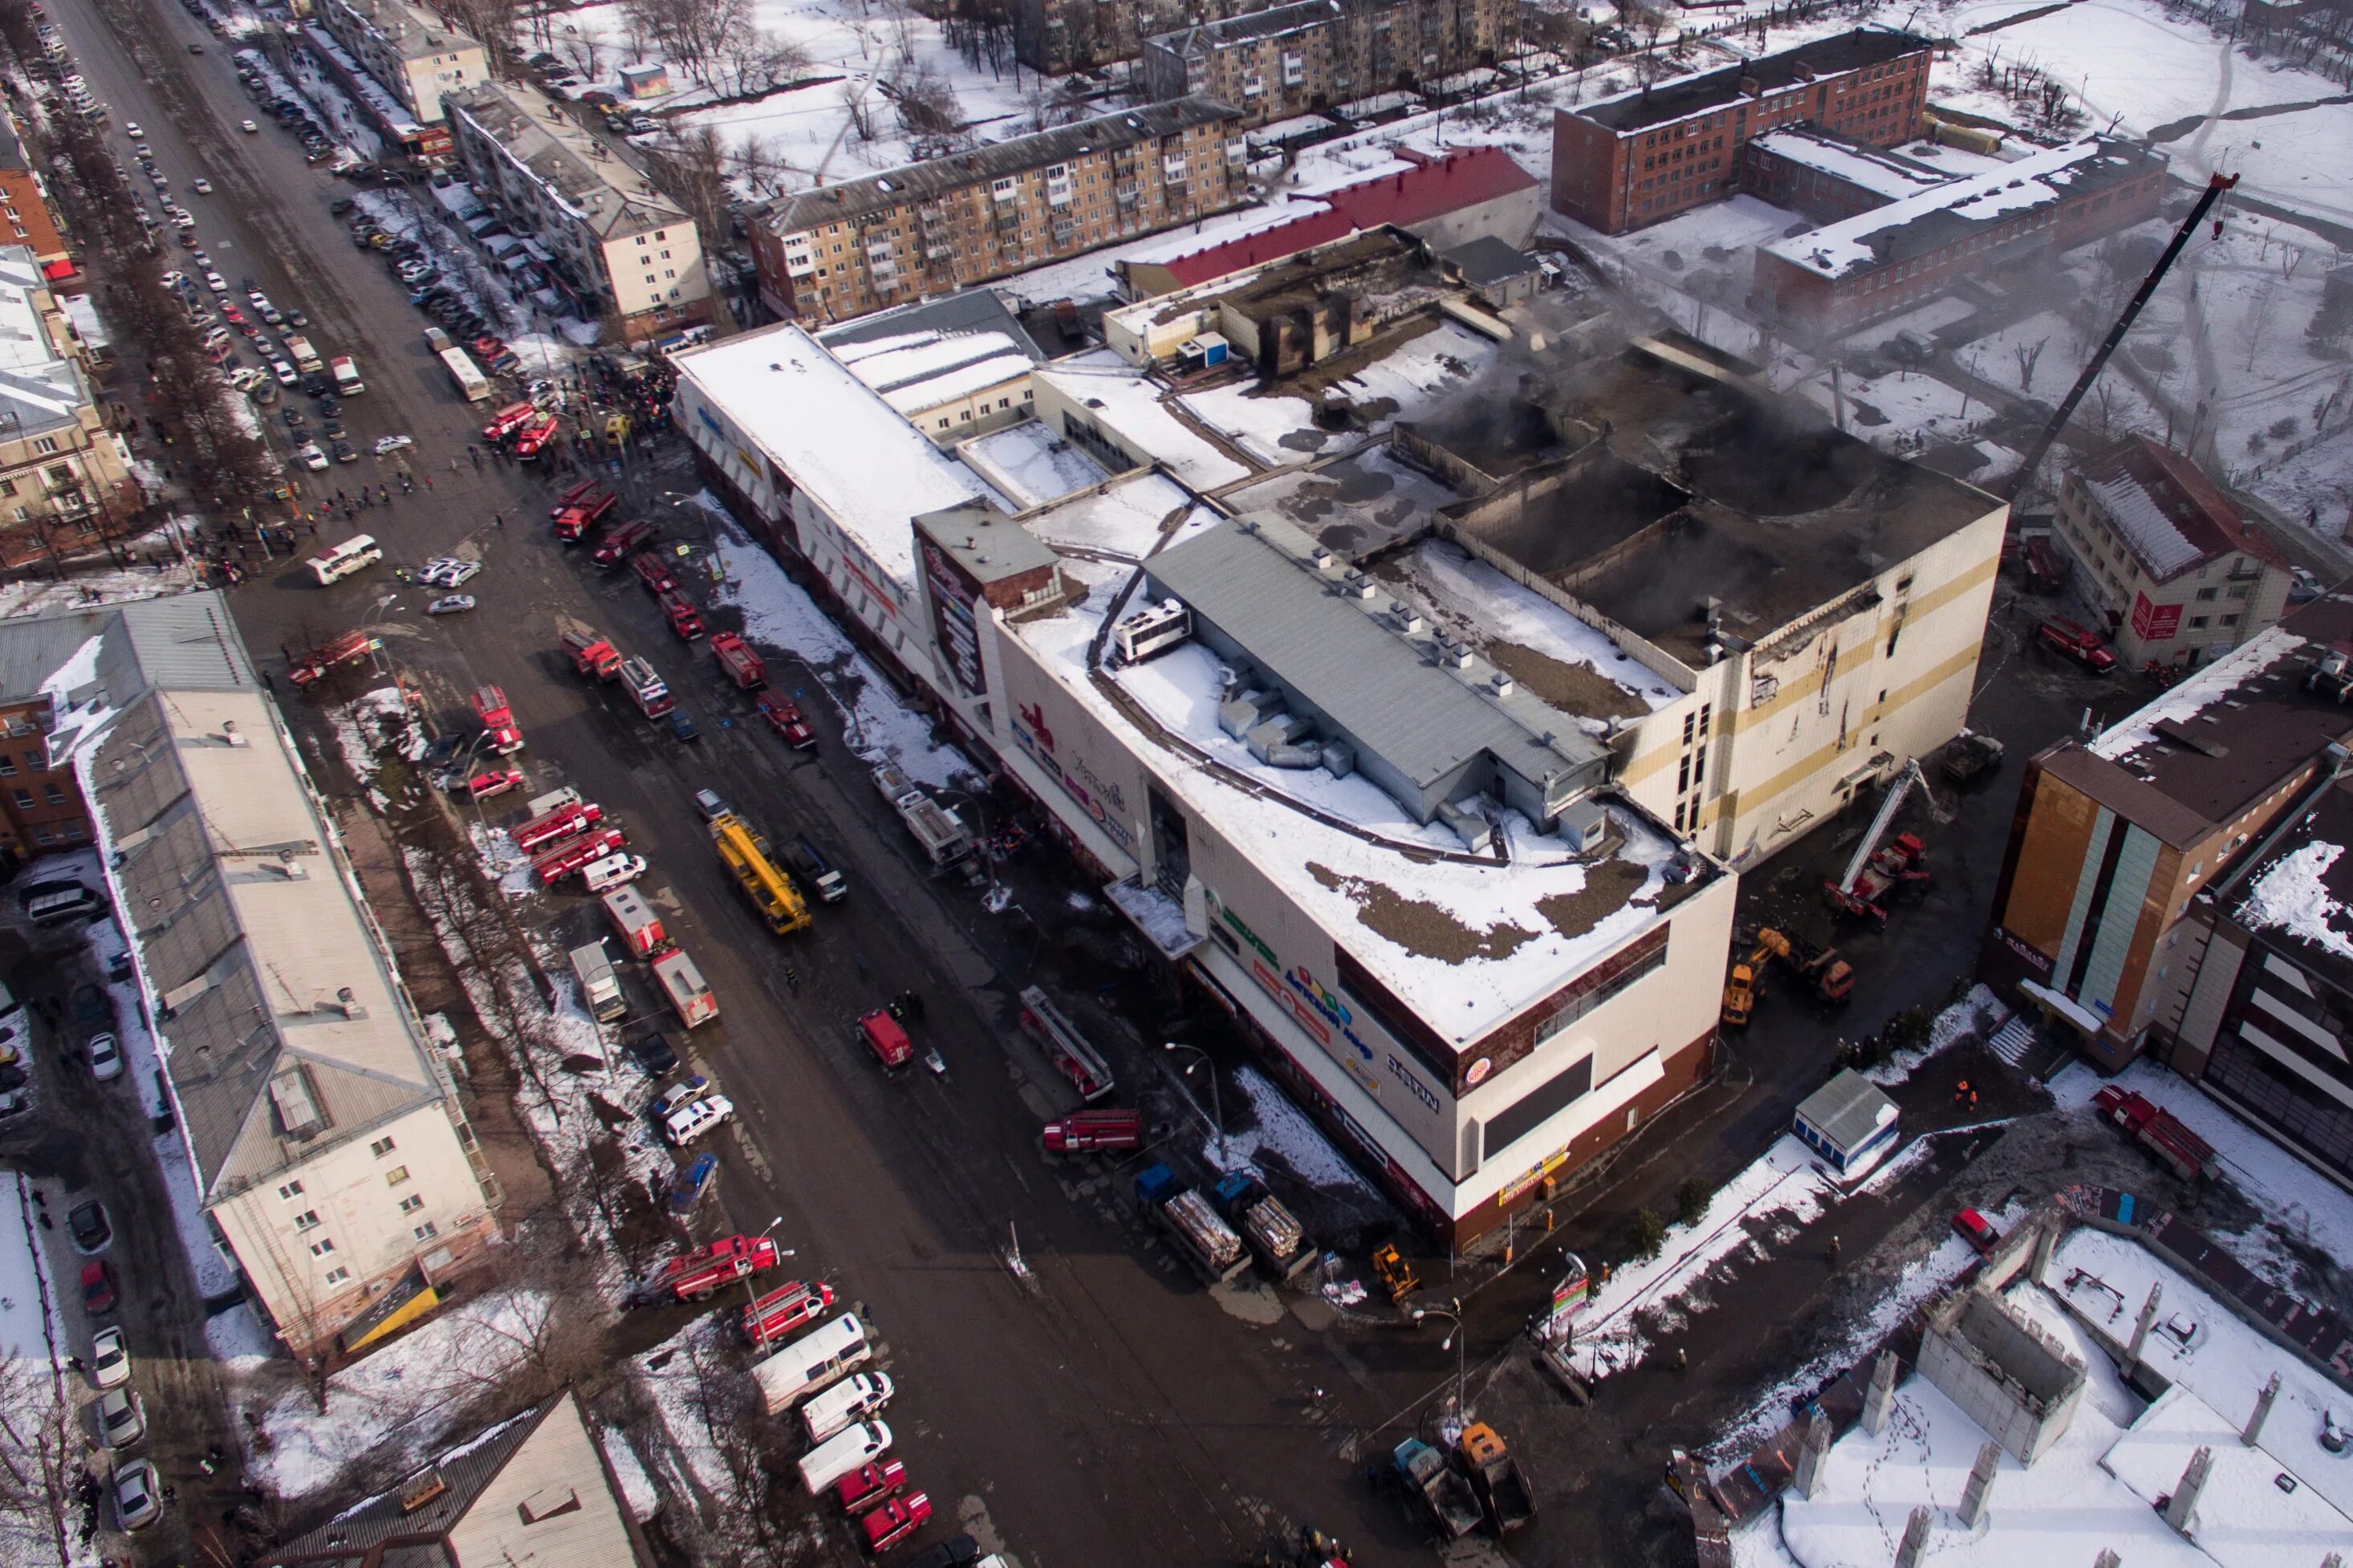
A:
870,761,974,871
283,335,324,375
752,1314,872,1416
651,947,717,1028
567,940,625,1024
798,1420,892,1495
331,355,364,395
801,1371,895,1444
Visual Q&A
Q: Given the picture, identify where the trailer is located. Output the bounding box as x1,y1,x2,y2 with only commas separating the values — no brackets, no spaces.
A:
286,628,380,688
568,940,626,1023
560,628,622,680
621,656,673,718
652,947,718,1028
1210,1171,1314,1280
1134,1163,1249,1284
602,884,669,957
711,632,766,690
471,684,523,754
439,345,492,403
872,762,975,871
1017,985,1115,1102
2090,1086,2219,1181
1392,1438,1481,1541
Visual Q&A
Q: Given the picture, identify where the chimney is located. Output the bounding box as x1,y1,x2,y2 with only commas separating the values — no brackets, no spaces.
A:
335,986,369,1021
1791,1412,1831,1499
2242,1372,2281,1446
221,719,249,748
2125,1283,2163,1379
1891,1506,1931,1568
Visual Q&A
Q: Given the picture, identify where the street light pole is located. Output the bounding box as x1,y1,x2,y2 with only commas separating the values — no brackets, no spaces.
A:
1164,1042,1224,1161
1412,1302,1468,1425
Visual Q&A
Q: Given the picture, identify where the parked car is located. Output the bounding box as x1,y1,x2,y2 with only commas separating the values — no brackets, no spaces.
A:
661,1095,735,1147
87,1032,122,1081
190,177,211,193
80,1261,116,1314
68,1200,112,1253
373,433,414,455
96,1387,146,1448
669,709,701,743
89,1326,130,1388
1952,1208,2000,1255
420,558,480,588
113,1459,161,1530
458,767,525,802
426,595,475,615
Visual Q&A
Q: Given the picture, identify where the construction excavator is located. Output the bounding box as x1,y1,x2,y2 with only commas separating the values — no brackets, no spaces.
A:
1721,928,1856,1028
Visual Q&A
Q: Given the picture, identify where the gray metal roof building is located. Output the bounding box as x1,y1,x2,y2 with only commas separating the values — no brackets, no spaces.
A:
1793,1067,1900,1173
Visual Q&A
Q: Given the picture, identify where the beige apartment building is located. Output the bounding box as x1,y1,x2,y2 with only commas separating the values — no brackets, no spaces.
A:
748,97,1242,327
1142,0,1518,126
67,595,503,1359
311,0,486,123
445,81,712,342
0,246,135,572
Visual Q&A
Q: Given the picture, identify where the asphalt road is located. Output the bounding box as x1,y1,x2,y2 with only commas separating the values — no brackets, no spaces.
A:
50,3,1434,1564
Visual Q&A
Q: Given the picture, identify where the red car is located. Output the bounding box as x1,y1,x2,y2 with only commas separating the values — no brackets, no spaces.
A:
461,767,526,802
1952,1208,2000,1255
757,692,816,749
861,1493,931,1554
834,1459,908,1517
81,1261,117,1315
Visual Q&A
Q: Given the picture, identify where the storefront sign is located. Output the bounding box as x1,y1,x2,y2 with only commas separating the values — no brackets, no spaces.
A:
919,536,986,695
1499,1146,1571,1205
1010,700,1136,851
2132,591,2182,642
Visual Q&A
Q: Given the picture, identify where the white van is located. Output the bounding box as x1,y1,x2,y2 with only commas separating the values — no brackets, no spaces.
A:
580,852,647,893
797,1420,891,1495
524,786,583,819
801,1371,894,1444
751,1313,872,1414
307,534,382,587
26,884,104,925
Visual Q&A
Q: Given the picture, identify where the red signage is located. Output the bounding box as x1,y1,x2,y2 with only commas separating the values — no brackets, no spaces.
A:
2132,592,2182,642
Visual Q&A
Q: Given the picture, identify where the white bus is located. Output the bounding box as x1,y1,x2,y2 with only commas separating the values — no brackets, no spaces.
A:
307,534,382,587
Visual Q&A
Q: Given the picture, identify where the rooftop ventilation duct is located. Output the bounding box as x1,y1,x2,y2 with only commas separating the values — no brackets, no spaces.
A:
1392,603,1424,635
334,985,368,1021
1219,687,1278,740
1438,798,1493,854
1246,712,1319,769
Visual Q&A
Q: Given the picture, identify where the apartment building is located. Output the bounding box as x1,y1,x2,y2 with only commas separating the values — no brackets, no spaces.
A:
1737,124,1965,225
747,97,1243,327
49,595,506,1359
444,81,711,343
1141,0,1518,128
0,113,70,272
1014,0,1236,73
1550,28,1932,234
1750,136,2167,335
0,246,136,573
0,624,104,867
311,0,486,124
1980,595,2353,1072
2048,437,2293,672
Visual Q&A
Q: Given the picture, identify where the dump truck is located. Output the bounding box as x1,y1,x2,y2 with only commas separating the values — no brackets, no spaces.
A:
711,631,766,689
622,656,673,718
603,884,669,957
651,947,717,1028
1211,1171,1314,1280
1134,1163,1248,1284
1017,985,1115,1101
872,761,975,871
286,628,379,688
1392,1437,1481,1540
709,810,813,936
560,628,622,680
1457,1424,1535,1533
2091,1086,2219,1181
568,940,625,1023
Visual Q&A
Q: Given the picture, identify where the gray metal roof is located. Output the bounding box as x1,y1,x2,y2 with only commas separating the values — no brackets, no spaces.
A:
758,97,1238,235
1794,1067,1896,1153
1152,0,1342,55
817,287,1046,362
1143,513,1607,796
0,595,250,708
1443,236,1539,289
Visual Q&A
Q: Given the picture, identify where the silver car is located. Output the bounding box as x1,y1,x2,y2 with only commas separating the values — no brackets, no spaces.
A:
113,1459,161,1530
96,1388,145,1449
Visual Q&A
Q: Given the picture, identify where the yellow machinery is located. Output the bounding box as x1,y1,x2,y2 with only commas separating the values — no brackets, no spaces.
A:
1372,1243,1420,1304
709,810,813,936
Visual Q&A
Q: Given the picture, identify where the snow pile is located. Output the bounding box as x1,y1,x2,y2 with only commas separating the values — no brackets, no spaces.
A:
1202,1065,1375,1193
252,1290,551,1496
704,498,981,792
1861,982,2011,1087
601,1426,660,1521
1570,1137,1835,1382
629,1314,771,1521
2235,840,2353,962
203,1303,276,1375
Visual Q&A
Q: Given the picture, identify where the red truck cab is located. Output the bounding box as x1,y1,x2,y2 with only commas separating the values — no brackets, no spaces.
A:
861,1493,931,1553
561,628,623,680
712,631,766,689
834,1460,908,1517
631,552,677,595
856,1009,914,1071
593,519,656,567
514,411,562,459
482,400,535,441
2038,617,2117,673
757,692,815,748
742,1280,837,1345
1042,1107,1143,1154
553,489,618,542
471,684,524,753
659,589,706,640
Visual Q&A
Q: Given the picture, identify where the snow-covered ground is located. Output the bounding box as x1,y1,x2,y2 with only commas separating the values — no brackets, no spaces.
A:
1198,1064,1376,1195
250,1290,551,1496
0,560,201,619
0,1172,71,1568
702,496,982,791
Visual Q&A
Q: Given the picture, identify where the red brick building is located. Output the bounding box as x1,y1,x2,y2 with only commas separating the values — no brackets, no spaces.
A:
1749,136,2166,337
1550,28,1932,235
0,114,71,274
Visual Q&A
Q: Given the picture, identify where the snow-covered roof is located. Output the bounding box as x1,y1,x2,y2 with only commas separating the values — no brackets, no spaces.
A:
671,323,998,587
2223,778,2353,990
1571,26,1931,133
1762,137,2167,282
1747,127,1959,201
2086,624,2309,766
445,79,687,241
827,328,1038,416
2075,437,2282,585
0,244,91,440
1034,350,1254,491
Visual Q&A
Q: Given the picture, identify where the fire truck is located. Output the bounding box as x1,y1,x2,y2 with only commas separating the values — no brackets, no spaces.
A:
622,656,673,718
602,884,669,957
512,410,562,459
551,487,618,542
481,400,536,442
742,1280,837,1345
655,1234,782,1302
658,588,705,640
530,826,628,885
591,519,655,567
286,629,380,688
514,798,604,855
712,632,766,689
471,684,523,754
631,552,677,595
560,628,623,680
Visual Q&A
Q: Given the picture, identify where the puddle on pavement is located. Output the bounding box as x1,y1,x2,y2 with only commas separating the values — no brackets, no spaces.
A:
1211,1277,1286,1324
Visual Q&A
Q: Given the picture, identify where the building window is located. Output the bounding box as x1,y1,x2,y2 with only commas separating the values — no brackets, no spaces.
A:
371,1136,397,1157
399,1193,424,1213
323,1265,350,1285
42,785,63,806
414,1221,439,1241
2188,615,2210,629
308,1237,336,1257
10,790,29,810
277,1180,304,1200
292,1209,321,1230
385,1164,410,1186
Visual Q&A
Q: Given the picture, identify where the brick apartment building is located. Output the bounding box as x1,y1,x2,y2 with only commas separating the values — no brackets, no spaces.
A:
1750,136,2166,335
749,98,1242,326
1014,0,1236,74
1737,124,1961,225
1141,0,1517,128
2051,437,2293,673
1550,28,1932,234
0,113,71,274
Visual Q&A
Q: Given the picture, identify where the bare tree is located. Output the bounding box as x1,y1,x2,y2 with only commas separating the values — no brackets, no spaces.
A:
2014,335,2049,392
0,1355,75,1565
